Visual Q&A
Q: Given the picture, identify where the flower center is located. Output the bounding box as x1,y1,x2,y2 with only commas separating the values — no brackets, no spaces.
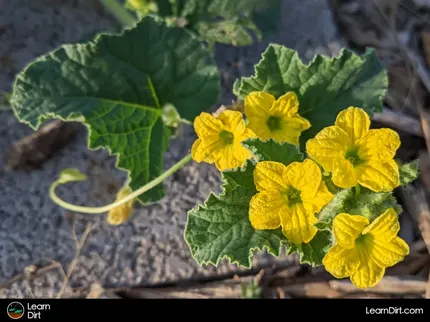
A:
219,130,234,145
355,233,371,247
284,185,302,207
344,148,363,167
266,116,282,131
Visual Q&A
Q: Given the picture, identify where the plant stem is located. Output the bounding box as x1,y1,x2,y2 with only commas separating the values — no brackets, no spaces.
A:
355,184,361,197
170,0,179,17
179,118,193,125
50,154,192,214
99,0,137,27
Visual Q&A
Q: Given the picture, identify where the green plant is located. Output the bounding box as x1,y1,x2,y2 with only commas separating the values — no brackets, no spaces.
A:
10,7,419,290
122,0,282,47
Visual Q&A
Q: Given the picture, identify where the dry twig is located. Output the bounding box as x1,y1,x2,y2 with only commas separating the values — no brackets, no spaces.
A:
372,107,423,137
329,275,427,295
0,262,63,290
56,217,97,298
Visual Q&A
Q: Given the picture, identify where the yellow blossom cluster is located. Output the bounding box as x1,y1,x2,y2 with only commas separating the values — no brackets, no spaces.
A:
190,90,409,289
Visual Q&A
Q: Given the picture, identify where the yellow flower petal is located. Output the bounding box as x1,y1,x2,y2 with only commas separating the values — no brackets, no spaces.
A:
244,91,310,144
332,213,369,248
306,126,350,172
191,136,222,163
362,208,400,238
214,143,252,171
280,203,318,244
249,126,274,141
350,246,385,289
368,236,409,268
287,115,312,131
107,185,135,226
253,161,288,192
239,127,257,142
357,159,400,192
331,157,358,188
357,128,400,162
322,244,360,278
269,116,311,145
191,110,254,171
305,181,334,213
244,91,273,119
193,112,223,137
335,107,370,144
362,209,409,268
269,92,299,117
249,190,283,230
285,159,322,199
218,110,246,136
244,91,274,141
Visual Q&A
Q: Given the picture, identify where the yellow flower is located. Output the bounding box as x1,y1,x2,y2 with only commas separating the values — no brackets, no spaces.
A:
249,159,333,244
107,185,135,226
126,0,158,14
306,107,400,192
244,91,311,145
322,208,409,289
191,110,255,172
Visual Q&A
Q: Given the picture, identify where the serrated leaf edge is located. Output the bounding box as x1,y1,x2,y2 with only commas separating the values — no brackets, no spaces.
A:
184,160,289,269
233,44,388,117
10,16,220,205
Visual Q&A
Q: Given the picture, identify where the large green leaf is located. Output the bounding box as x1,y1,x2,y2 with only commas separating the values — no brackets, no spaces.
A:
184,179,288,268
233,45,388,144
10,16,220,204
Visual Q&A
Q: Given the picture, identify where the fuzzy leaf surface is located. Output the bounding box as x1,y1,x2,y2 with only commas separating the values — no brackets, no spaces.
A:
186,139,316,267
10,17,220,203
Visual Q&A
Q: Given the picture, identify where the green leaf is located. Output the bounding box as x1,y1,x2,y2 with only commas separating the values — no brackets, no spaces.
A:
243,138,304,164
290,231,332,266
185,139,303,268
317,188,354,228
207,0,270,18
317,187,401,229
10,16,220,204
222,139,303,193
233,45,388,145
223,160,256,192
399,159,419,186
184,180,288,268
176,0,280,46
179,0,211,22
196,19,258,47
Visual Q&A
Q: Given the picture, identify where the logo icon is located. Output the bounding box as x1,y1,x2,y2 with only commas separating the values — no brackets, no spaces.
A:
7,302,24,319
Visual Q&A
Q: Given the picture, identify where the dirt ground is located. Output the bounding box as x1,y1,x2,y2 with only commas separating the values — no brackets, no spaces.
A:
0,0,429,299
